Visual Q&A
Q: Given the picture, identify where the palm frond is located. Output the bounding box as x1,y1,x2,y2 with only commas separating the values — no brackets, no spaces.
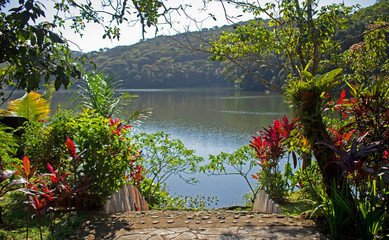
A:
73,72,152,124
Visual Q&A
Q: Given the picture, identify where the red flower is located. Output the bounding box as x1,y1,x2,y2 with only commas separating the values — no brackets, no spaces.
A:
66,136,76,158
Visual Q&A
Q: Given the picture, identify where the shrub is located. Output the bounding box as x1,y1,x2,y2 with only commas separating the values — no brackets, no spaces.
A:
21,109,141,207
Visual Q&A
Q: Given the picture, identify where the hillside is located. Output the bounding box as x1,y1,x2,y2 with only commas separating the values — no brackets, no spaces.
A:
85,26,235,89
85,1,388,90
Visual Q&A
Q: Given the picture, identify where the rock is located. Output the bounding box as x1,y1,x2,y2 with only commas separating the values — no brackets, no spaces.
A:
252,190,283,214
103,184,149,214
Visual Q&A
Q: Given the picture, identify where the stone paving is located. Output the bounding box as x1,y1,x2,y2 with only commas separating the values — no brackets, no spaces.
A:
69,210,328,240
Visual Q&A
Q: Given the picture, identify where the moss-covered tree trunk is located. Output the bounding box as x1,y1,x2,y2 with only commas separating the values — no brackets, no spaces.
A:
296,90,344,195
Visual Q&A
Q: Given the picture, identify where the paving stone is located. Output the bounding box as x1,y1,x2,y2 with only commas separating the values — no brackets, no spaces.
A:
163,233,181,239
197,234,219,240
149,229,175,235
172,232,197,240
149,236,163,240
116,234,151,240
198,227,236,235
168,228,190,233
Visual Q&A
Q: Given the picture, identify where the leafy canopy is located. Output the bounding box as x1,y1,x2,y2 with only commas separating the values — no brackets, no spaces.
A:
0,0,184,102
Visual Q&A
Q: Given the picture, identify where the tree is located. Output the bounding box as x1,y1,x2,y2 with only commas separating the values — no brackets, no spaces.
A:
208,0,355,92
0,0,184,103
207,0,389,195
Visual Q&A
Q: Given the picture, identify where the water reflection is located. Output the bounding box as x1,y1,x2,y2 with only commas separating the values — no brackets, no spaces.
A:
4,88,291,208
132,88,291,207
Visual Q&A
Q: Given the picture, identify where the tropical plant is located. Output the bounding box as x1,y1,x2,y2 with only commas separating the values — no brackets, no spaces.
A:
0,92,50,121
73,71,151,125
249,116,297,203
208,0,355,93
21,109,142,207
0,157,23,224
133,132,203,206
0,124,19,167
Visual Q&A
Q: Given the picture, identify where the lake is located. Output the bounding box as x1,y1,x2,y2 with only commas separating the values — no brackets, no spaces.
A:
6,88,291,208
126,88,291,207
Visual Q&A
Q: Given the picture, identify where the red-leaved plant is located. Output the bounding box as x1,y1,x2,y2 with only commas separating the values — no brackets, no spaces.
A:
250,115,297,202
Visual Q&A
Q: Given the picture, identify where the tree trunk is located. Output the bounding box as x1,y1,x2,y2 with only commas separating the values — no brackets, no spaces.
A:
297,91,344,196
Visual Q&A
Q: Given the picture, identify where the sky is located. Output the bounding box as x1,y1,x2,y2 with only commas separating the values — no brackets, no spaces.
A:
8,0,378,53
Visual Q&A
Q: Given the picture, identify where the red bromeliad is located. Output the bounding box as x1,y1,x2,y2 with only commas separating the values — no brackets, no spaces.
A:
66,136,76,159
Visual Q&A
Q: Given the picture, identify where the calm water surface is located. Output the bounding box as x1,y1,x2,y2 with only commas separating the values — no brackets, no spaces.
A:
129,88,291,207
9,88,291,207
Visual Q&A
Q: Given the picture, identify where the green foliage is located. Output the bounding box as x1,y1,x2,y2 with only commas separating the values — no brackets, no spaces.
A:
133,132,203,206
208,0,354,92
138,177,219,210
294,161,324,202
85,37,228,89
0,0,82,100
255,160,288,203
0,92,51,121
201,145,258,204
0,124,19,167
312,182,353,239
73,71,151,125
0,192,91,240
21,109,140,206
0,0,185,101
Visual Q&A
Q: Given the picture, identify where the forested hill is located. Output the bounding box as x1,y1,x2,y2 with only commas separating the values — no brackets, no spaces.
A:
84,26,234,89
84,1,388,90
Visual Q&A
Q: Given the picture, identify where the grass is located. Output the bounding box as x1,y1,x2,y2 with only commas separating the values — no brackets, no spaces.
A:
0,192,93,240
279,191,317,216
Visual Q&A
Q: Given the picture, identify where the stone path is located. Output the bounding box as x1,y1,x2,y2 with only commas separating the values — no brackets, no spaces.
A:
69,210,328,239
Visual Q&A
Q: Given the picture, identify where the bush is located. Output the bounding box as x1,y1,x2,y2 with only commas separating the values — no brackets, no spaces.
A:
21,109,141,207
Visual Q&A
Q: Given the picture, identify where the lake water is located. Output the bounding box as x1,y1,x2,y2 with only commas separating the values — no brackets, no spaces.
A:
7,88,291,208
127,88,291,207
